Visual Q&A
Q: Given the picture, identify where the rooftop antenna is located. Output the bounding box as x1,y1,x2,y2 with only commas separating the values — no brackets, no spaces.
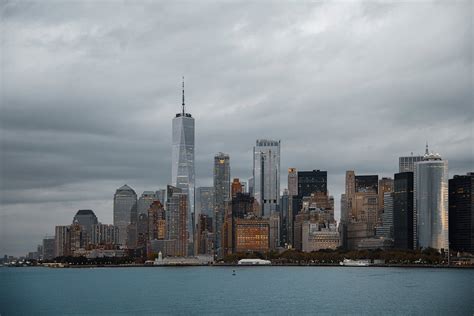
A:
182,76,185,115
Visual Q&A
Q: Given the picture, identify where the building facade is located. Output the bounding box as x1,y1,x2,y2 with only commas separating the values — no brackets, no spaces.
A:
449,173,474,253
113,184,137,246
399,155,424,173
253,139,281,217
91,224,119,246
234,218,270,253
213,153,231,257
138,191,157,216
171,79,195,250
393,172,414,250
166,185,188,257
196,187,214,218
343,171,379,249
414,152,448,251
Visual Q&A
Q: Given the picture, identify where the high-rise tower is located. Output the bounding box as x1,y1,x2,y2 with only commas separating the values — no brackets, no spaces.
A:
253,139,281,217
213,152,230,257
171,78,195,252
113,184,138,246
414,148,448,251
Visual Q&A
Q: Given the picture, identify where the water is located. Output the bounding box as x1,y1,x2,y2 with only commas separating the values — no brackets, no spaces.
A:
1,266,473,315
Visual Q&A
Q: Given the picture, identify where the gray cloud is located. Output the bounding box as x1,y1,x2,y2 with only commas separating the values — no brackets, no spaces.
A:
1,0,472,256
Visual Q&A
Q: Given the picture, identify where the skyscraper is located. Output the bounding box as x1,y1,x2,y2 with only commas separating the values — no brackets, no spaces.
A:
378,177,394,224
343,171,379,249
414,150,448,251
72,209,98,244
399,155,424,173
171,78,195,250
288,168,298,196
253,139,281,217
296,170,328,216
137,191,157,216
393,172,414,250
166,185,188,257
449,173,474,253
196,187,214,218
213,152,230,257
297,170,327,198
231,178,243,198
113,184,138,246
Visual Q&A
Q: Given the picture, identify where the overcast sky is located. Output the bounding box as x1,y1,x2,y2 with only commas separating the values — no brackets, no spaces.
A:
1,1,472,256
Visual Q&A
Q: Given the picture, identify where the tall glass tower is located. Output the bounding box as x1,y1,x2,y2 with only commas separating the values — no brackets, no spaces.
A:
414,148,448,251
253,139,281,217
171,78,195,251
113,184,137,246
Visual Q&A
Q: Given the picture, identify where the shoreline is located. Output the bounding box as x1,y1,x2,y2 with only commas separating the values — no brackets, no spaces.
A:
14,263,473,269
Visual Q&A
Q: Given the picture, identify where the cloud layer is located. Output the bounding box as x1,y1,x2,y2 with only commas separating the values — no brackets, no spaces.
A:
1,1,472,256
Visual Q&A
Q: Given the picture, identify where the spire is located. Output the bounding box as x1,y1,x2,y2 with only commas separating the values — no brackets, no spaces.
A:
425,142,429,155
182,76,185,115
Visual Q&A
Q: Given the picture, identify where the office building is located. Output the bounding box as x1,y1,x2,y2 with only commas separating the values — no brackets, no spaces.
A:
42,237,55,260
155,189,166,205
138,191,157,216
166,185,188,257
91,224,119,246
214,152,230,257
234,218,270,253
280,189,290,247
414,150,448,251
376,192,393,239
302,222,340,252
288,168,298,196
55,225,71,257
298,170,327,198
449,173,474,253
231,178,243,198
253,139,280,217
393,172,414,250
196,214,214,255
399,152,424,173
148,200,166,241
113,184,137,246
378,177,394,223
343,171,379,249
196,187,214,218
72,209,98,245
171,78,195,250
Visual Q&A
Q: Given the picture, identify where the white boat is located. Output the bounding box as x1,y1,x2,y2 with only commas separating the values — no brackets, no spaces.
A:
339,259,371,266
238,259,271,265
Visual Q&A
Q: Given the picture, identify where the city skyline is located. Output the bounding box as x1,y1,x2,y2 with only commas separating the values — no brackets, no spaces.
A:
1,1,472,256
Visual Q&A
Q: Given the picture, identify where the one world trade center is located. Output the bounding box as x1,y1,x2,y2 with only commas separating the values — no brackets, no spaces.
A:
171,78,195,253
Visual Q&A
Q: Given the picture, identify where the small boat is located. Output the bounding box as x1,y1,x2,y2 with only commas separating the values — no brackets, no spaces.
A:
339,259,371,267
237,259,271,265
232,270,236,276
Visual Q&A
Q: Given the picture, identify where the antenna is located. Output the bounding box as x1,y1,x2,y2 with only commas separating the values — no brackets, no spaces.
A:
182,76,185,115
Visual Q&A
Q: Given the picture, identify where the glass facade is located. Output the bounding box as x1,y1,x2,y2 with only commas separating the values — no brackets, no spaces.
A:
196,187,214,218
393,172,414,250
449,173,474,253
171,110,195,249
414,155,448,251
137,191,156,216
253,139,281,217
113,184,137,246
399,155,424,173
